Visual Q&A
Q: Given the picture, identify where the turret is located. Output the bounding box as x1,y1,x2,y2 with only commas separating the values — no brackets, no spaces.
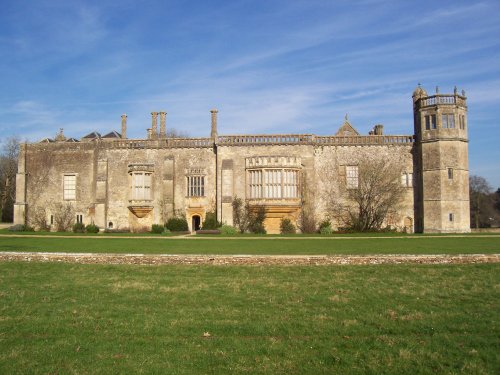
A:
413,84,470,232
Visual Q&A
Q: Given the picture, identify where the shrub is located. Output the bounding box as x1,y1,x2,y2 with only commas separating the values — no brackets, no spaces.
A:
280,218,296,234
165,217,189,232
248,206,266,234
320,225,333,235
72,222,86,233
151,224,165,234
319,220,331,230
202,211,221,230
8,224,34,232
299,208,317,234
86,223,100,233
319,219,332,235
220,224,237,235
253,224,266,234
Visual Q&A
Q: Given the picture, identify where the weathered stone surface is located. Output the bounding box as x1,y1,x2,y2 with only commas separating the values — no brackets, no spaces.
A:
14,86,471,234
0,252,497,266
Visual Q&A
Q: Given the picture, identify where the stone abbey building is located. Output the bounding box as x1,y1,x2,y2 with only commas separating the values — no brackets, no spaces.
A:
14,85,470,233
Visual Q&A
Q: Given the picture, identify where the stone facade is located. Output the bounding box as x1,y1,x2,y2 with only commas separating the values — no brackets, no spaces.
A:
14,86,471,233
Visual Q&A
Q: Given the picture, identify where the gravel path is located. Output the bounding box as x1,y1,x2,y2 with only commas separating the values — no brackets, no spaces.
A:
0,252,498,265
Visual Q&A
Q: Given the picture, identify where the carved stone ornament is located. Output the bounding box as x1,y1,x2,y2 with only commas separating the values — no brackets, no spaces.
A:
128,205,153,218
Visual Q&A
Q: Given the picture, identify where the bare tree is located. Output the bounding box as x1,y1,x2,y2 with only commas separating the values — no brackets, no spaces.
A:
298,171,318,233
0,137,20,222
469,175,493,228
166,128,189,138
232,196,248,233
326,155,406,231
51,202,75,232
30,206,50,231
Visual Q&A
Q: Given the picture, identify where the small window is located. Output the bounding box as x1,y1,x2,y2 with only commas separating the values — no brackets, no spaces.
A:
346,166,359,189
108,222,113,229
448,168,454,180
449,213,454,222
76,214,83,224
50,215,54,225
401,172,413,187
425,115,436,130
63,174,76,200
442,114,455,129
459,115,466,130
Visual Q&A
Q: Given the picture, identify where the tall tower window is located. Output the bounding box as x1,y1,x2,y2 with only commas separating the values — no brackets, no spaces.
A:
425,115,436,130
63,174,76,200
442,114,455,129
459,115,466,129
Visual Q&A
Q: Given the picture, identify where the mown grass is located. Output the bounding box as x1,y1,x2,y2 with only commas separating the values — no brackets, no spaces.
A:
0,235,499,254
0,262,498,374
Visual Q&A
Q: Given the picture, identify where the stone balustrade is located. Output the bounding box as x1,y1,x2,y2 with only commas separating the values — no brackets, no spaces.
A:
34,134,415,149
219,134,414,146
418,94,466,108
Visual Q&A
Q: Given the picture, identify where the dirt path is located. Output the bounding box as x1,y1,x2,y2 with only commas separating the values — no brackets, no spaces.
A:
0,252,498,265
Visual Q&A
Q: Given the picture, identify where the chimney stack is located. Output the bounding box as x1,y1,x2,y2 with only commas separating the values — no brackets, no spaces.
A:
374,124,384,135
159,111,167,138
151,112,158,139
121,114,127,139
210,108,218,140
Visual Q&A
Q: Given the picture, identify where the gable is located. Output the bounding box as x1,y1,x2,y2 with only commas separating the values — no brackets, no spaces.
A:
335,121,360,136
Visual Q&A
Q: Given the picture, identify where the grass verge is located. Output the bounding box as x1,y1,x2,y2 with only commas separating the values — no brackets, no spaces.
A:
0,262,498,374
0,236,499,254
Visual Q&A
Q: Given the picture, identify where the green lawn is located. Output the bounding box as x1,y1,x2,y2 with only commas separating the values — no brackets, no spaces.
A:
0,262,498,374
0,235,499,254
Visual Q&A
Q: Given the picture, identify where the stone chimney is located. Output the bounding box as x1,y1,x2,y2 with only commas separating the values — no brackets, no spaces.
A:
151,112,158,139
210,108,218,140
55,128,66,142
121,114,127,139
374,124,384,135
159,111,167,138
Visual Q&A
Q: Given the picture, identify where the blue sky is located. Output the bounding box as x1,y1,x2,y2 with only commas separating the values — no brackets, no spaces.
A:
1,0,499,187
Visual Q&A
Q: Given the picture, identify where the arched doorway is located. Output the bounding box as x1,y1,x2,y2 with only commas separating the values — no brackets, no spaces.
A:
192,215,201,231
